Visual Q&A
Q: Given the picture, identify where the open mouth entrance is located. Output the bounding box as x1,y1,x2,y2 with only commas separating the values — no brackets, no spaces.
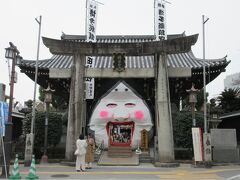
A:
106,121,134,146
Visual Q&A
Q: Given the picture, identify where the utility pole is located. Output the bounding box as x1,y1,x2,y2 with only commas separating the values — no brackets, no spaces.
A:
202,15,209,134
24,15,42,166
202,15,212,167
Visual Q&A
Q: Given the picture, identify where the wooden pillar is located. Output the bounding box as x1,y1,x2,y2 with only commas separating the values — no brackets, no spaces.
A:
65,53,86,160
156,53,175,162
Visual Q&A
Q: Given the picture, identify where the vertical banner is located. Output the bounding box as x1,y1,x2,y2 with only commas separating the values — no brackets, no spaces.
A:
85,0,98,99
0,101,8,137
192,127,204,162
154,0,167,40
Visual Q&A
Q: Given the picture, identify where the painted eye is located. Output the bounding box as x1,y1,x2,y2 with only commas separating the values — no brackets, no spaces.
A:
106,103,117,108
125,103,136,108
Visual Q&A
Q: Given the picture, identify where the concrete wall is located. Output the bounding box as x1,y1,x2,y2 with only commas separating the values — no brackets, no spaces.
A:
211,129,240,162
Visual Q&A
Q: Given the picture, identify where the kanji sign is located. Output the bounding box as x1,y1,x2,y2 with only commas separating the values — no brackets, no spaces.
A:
85,0,98,99
155,0,167,40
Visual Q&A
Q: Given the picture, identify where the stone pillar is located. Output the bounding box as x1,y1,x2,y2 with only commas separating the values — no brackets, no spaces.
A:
74,54,85,137
156,54,175,163
65,58,76,160
65,54,86,160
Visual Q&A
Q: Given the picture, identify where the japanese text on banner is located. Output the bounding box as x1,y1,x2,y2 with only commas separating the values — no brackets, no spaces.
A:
155,0,167,40
85,0,98,99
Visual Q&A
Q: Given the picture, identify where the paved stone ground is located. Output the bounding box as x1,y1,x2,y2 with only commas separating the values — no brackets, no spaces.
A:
1,163,240,179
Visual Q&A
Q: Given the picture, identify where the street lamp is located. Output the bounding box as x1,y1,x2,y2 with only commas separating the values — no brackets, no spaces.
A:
40,83,54,163
1,42,20,177
186,83,199,127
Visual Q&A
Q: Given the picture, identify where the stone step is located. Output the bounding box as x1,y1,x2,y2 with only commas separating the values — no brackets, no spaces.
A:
139,158,152,163
139,151,153,163
94,154,101,162
108,145,132,157
98,151,139,166
108,146,131,150
108,148,132,153
108,154,133,158
108,153,133,157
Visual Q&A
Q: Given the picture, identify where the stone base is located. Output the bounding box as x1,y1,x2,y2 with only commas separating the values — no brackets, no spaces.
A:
24,160,31,167
98,151,139,166
212,148,239,163
154,162,180,168
191,161,212,168
40,155,48,164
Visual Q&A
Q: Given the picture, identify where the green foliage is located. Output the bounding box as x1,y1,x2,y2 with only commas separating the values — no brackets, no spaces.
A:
22,112,63,149
25,99,33,108
173,111,204,148
62,111,68,127
38,86,44,102
209,98,222,115
217,88,240,113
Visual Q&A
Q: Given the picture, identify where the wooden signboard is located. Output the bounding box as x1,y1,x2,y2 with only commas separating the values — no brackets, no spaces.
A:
140,129,148,151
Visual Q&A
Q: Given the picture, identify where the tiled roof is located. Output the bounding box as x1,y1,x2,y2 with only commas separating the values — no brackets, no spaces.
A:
19,34,228,70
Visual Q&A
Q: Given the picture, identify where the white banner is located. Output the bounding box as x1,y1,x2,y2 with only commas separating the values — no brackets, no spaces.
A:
154,0,167,40
192,127,204,162
85,0,98,99
0,101,8,137
86,0,98,42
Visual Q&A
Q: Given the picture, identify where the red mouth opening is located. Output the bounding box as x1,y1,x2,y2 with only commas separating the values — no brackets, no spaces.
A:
106,121,134,146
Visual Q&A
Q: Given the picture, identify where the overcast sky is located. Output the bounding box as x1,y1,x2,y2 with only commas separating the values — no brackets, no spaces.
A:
0,0,240,105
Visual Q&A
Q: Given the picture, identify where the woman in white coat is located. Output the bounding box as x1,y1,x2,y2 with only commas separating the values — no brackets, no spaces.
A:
75,134,87,172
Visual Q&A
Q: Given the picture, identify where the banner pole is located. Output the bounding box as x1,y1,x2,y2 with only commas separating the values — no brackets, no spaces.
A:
1,136,7,178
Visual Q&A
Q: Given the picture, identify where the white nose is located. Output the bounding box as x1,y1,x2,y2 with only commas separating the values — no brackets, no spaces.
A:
113,111,129,121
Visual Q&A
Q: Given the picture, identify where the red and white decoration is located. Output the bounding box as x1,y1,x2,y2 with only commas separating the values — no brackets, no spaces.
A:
192,127,204,161
89,82,153,148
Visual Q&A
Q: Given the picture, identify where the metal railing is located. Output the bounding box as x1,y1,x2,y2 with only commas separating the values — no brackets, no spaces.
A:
95,140,104,155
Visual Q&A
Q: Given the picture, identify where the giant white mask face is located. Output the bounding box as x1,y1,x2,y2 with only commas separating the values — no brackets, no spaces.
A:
89,82,153,148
